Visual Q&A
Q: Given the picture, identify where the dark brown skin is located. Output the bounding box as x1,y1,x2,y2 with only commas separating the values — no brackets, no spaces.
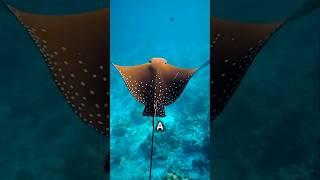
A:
7,6,110,136
210,17,281,120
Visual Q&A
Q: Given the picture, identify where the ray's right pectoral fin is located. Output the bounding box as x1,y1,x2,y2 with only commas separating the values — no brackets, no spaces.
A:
113,63,152,104
210,19,282,120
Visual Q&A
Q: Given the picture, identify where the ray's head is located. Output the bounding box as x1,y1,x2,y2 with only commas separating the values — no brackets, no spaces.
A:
148,57,167,64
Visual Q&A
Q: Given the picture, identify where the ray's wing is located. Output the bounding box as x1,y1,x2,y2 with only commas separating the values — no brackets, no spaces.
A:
7,5,110,135
211,0,320,120
211,18,280,120
113,63,153,105
159,64,196,105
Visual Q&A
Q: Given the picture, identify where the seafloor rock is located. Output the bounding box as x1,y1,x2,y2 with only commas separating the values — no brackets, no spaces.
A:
163,172,189,180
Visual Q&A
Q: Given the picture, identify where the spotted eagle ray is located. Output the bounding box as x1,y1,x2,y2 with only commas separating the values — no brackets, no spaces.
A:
2,0,319,176
113,57,208,179
211,0,320,120
113,57,204,117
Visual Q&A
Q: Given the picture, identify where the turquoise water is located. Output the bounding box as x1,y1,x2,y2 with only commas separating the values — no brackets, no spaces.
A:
110,0,210,179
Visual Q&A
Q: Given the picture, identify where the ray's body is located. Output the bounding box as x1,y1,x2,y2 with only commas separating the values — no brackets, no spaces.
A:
114,57,196,117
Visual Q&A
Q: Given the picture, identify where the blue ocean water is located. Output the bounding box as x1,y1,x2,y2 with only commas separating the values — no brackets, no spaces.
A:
110,0,210,179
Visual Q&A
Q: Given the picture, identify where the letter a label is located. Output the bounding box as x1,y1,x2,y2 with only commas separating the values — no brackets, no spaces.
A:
156,121,165,131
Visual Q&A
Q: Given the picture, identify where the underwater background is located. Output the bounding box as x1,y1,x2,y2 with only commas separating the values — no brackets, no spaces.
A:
110,0,210,179
0,0,318,180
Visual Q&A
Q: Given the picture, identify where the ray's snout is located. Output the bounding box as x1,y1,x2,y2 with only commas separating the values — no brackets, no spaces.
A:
149,57,167,64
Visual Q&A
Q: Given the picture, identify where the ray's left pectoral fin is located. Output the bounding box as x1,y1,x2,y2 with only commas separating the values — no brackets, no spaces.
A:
161,65,197,105
6,5,110,135
163,64,196,81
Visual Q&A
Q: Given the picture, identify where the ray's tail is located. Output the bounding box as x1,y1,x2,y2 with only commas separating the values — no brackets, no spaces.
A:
193,59,210,76
197,60,210,71
149,102,157,180
286,0,320,23
276,0,320,30
149,115,155,180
